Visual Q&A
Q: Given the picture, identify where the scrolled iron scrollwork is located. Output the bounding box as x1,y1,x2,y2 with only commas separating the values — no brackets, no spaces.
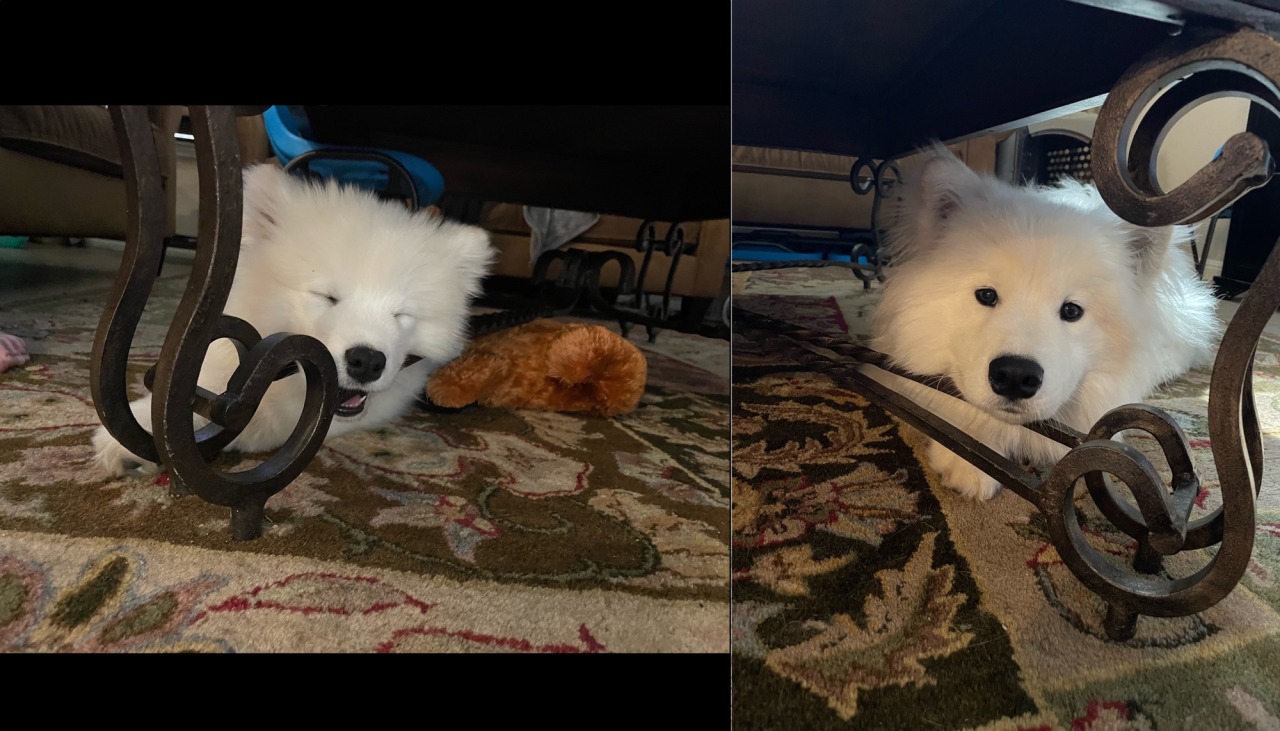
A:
92,106,340,541
1071,24,1280,636
849,157,900,199
1092,27,1280,228
1080,404,1201,556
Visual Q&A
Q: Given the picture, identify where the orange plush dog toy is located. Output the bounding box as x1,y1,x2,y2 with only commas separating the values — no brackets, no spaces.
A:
426,319,648,417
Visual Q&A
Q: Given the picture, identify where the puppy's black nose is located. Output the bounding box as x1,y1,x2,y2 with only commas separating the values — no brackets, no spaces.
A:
988,355,1043,400
345,346,386,384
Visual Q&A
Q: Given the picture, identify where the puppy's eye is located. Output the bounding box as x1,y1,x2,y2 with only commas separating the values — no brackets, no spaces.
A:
394,312,413,323
1060,302,1084,322
974,288,999,307
312,292,338,305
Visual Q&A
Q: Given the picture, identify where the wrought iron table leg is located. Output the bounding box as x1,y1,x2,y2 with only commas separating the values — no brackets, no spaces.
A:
1104,604,1139,641
231,497,268,542
729,159,896,285
92,105,340,541
515,220,728,341
1084,25,1280,637
1133,538,1164,575
849,156,900,284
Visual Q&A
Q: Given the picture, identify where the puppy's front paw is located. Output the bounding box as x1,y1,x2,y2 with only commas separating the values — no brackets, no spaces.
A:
927,440,1002,501
91,426,160,478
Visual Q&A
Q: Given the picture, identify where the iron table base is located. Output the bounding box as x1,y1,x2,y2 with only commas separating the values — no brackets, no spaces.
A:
486,219,729,343
91,106,339,542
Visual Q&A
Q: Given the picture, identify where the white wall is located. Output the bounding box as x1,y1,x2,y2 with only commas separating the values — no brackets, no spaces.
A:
1154,97,1249,281
1155,96,1250,190
1031,97,1250,281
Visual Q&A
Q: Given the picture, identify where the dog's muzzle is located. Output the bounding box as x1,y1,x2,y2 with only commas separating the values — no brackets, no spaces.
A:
272,355,426,418
329,355,425,419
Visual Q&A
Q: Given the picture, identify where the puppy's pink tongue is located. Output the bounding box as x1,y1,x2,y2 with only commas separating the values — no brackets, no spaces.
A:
342,393,367,409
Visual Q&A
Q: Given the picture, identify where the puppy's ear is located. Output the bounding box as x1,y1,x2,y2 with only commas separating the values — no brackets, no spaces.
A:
240,164,295,244
438,222,496,299
883,145,987,263
911,146,984,228
1122,223,1176,280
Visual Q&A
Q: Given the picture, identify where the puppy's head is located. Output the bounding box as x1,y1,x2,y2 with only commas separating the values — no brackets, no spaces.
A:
231,164,494,420
871,146,1187,424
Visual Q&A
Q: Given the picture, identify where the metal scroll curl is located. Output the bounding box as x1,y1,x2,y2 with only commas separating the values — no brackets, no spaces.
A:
1092,27,1280,228
92,105,339,541
849,157,901,199
851,157,901,281
1081,404,1201,556
1038,439,1227,640
1078,26,1280,631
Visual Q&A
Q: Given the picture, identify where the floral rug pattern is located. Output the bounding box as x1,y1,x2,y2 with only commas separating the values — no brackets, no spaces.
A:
732,267,1280,730
0,271,730,653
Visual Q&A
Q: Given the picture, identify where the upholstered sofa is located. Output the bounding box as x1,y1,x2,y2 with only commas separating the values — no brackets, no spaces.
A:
0,105,270,241
0,105,730,328
732,135,1004,231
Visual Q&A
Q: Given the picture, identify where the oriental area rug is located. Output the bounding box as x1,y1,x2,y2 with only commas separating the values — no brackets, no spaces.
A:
732,266,1280,731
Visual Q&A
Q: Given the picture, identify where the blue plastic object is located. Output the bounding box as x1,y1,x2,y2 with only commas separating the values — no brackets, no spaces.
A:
263,106,446,206
733,243,822,261
826,253,871,264
732,241,870,264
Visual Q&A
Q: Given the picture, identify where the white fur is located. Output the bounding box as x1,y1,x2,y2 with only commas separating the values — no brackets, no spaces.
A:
868,146,1222,501
93,164,494,476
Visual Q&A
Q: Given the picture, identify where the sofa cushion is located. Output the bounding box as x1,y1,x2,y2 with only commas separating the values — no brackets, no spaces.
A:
0,105,123,179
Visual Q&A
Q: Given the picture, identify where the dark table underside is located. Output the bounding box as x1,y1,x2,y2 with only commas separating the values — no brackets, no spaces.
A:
302,105,730,223
731,0,1238,159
